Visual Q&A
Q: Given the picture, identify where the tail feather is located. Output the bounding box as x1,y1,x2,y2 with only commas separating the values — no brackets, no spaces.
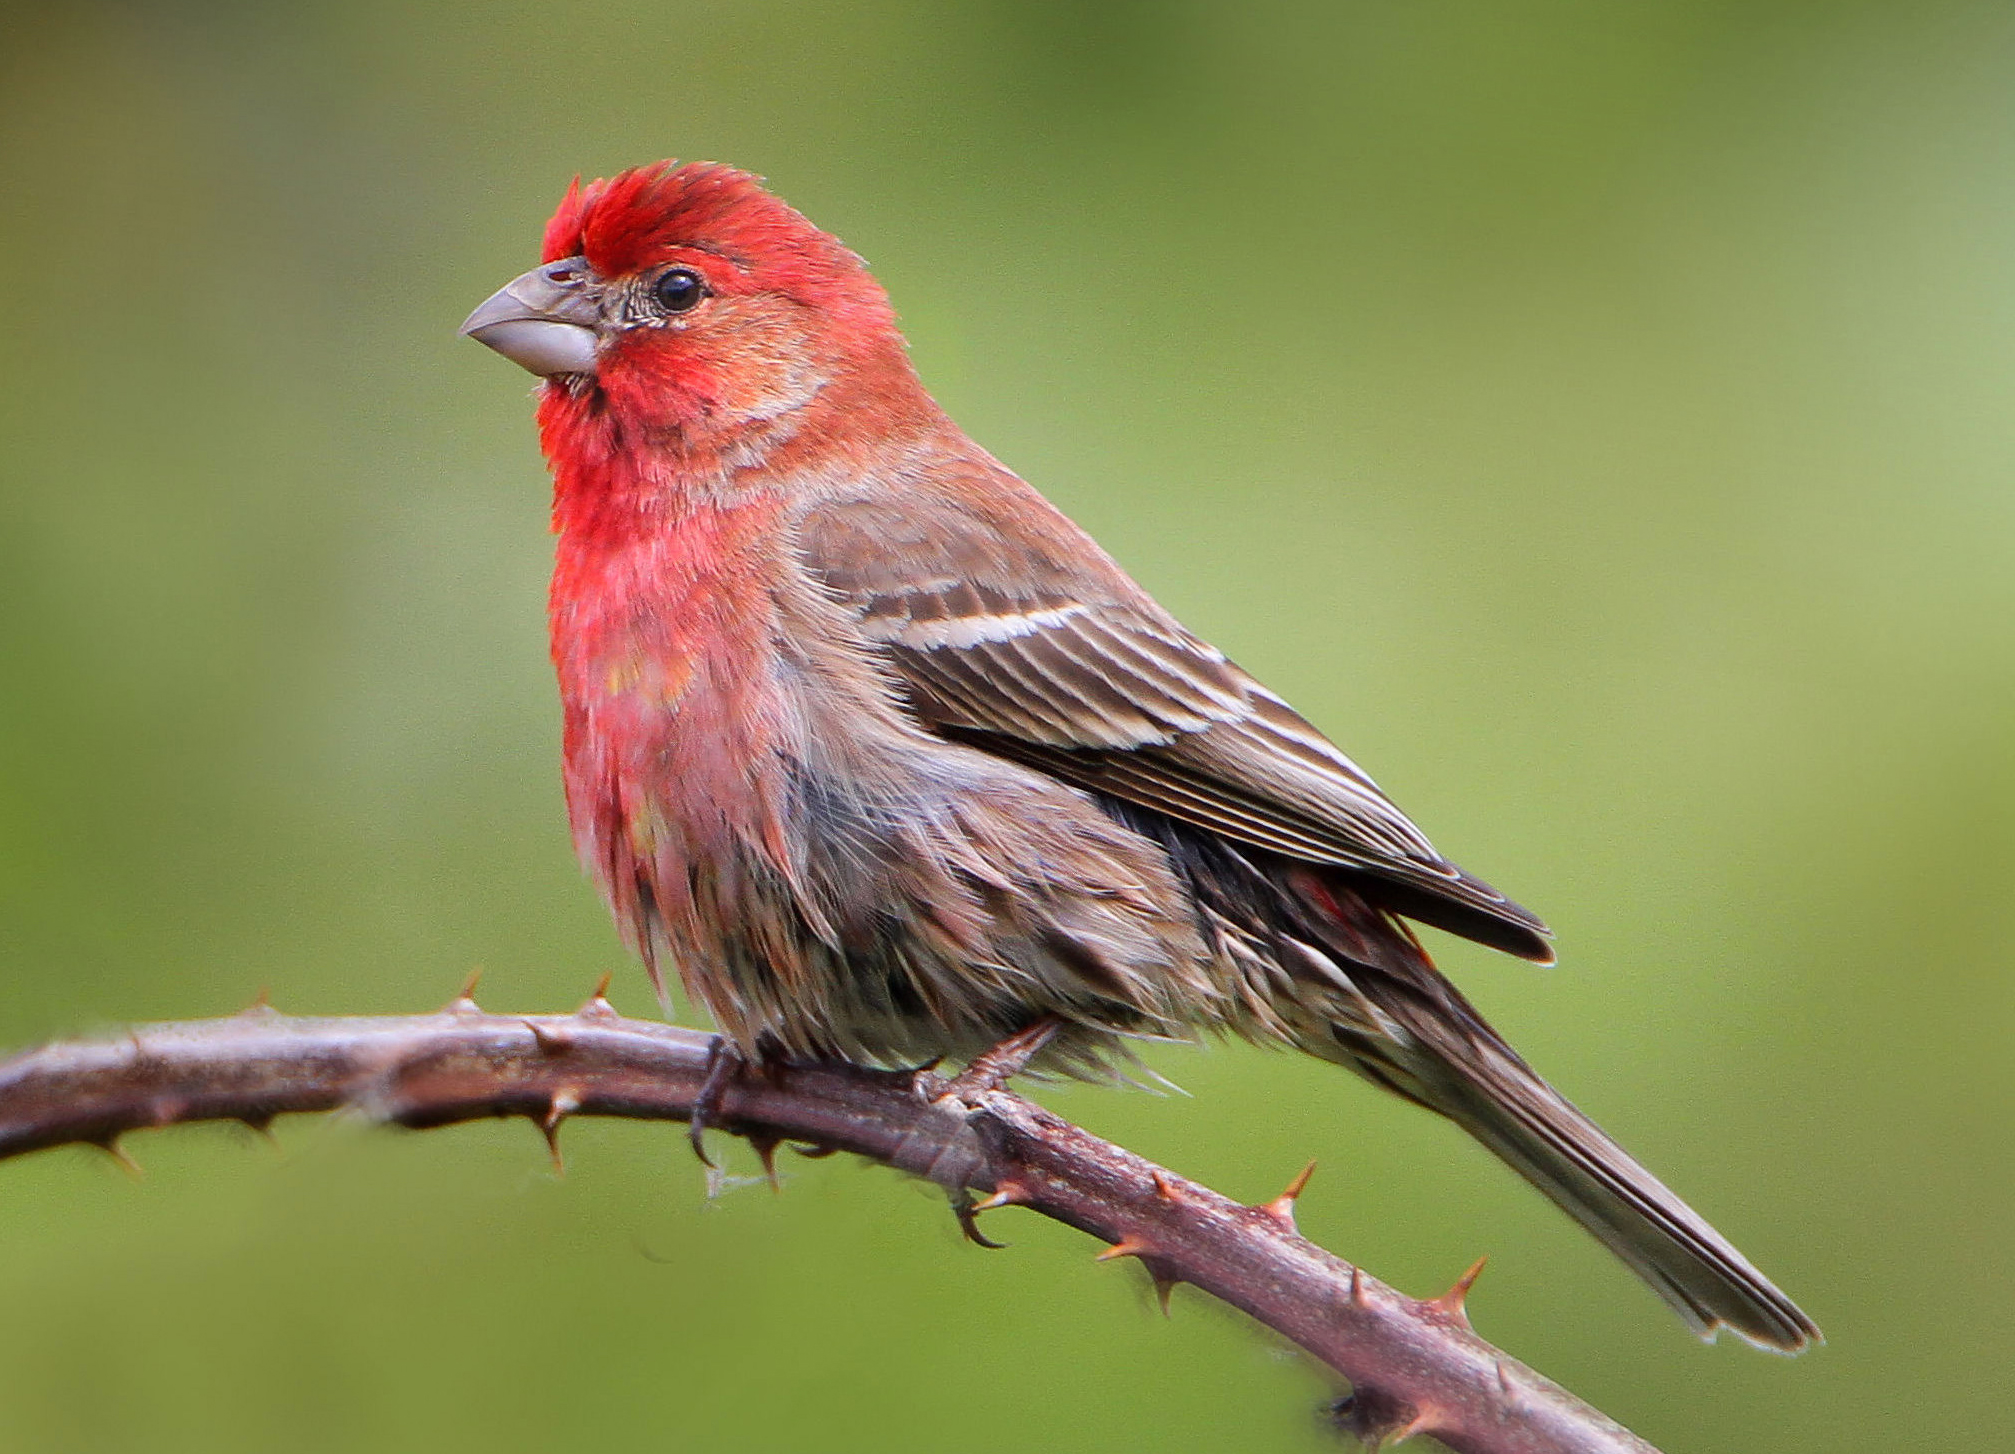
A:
1339,1007,1820,1352
1110,805,1819,1349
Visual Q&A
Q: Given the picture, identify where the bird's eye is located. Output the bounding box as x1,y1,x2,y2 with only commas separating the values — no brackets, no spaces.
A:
652,267,706,314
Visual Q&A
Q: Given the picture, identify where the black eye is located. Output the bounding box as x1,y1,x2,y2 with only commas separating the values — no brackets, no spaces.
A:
653,267,706,314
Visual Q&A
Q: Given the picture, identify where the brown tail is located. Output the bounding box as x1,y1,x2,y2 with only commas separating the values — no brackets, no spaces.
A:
1327,997,1820,1351
1113,808,1818,1348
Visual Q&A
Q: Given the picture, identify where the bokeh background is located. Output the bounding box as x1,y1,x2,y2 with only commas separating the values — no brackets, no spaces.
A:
2,2,2009,1450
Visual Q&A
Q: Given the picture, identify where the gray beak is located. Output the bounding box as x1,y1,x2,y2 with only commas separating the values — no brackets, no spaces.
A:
461,256,601,377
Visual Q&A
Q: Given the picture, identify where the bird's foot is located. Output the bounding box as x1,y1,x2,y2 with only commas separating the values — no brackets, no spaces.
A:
688,1035,744,1171
689,1036,801,1192
948,1186,1010,1249
941,1015,1064,1104
936,1020,1061,1246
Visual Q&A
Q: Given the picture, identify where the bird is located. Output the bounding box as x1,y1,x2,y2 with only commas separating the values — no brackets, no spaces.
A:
460,159,1817,1352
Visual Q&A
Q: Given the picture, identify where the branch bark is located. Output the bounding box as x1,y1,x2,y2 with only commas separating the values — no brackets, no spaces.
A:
0,994,1659,1454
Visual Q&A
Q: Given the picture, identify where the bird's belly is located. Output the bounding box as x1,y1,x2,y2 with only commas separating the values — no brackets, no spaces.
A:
568,683,1221,1069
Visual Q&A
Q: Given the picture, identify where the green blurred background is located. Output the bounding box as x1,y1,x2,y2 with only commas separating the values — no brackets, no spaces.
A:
1,2,2008,1449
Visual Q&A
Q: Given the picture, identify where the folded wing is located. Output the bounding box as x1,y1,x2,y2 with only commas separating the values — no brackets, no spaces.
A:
795,475,1552,962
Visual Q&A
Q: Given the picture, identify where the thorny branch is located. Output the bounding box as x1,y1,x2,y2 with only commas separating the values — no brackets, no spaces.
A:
0,989,1660,1454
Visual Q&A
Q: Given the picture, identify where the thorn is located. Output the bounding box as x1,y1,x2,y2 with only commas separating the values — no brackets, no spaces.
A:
239,986,276,1017
539,1089,579,1175
970,1181,1029,1214
1150,1269,1180,1317
95,1137,143,1179
544,1089,580,1126
1348,1262,1367,1306
1495,1359,1515,1396
1256,1158,1316,1229
1095,1234,1151,1264
1368,1413,1429,1450
524,1019,571,1055
1150,1169,1181,1203
443,968,482,1015
239,1113,280,1148
1428,1255,1488,1326
1387,1415,1428,1448
748,1133,783,1193
577,973,618,1020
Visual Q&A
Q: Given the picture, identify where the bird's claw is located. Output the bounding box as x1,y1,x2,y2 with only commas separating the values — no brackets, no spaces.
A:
948,1187,1009,1249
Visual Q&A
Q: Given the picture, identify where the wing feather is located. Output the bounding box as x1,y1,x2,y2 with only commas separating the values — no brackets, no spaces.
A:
795,479,1552,961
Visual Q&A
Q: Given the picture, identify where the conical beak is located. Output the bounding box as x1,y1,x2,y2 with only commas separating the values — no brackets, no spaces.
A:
461,257,601,377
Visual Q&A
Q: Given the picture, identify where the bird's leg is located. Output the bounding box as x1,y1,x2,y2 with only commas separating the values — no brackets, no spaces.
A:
943,1015,1064,1103
688,1035,743,1169
936,1017,1063,1247
751,1031,792,1088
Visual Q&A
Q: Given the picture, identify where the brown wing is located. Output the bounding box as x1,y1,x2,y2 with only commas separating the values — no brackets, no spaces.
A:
794,468,1552,962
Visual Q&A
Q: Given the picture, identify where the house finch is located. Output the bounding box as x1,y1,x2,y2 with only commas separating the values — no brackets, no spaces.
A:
462,161,1816,1351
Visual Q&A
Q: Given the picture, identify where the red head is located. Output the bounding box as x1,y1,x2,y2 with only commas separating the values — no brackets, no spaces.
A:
464,161,920,457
